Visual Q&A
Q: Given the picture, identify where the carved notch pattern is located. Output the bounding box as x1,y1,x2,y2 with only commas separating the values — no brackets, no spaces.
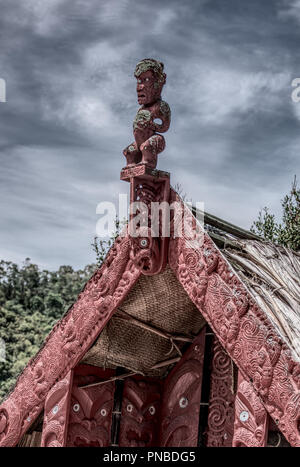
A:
168,189,300,447
206,337,235,447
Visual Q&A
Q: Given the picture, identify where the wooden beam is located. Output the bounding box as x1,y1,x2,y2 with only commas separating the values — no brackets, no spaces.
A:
191,206,262,241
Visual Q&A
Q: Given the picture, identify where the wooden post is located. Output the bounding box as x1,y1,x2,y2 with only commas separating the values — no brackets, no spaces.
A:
206,337,235,447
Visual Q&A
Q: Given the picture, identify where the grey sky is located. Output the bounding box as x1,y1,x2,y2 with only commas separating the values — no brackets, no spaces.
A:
0,0,299,270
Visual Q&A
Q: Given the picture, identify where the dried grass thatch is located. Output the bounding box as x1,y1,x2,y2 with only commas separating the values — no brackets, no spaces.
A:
222,240,300,361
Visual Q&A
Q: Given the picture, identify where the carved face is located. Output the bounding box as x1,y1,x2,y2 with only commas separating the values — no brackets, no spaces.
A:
136,70,163,106
119,378,162,447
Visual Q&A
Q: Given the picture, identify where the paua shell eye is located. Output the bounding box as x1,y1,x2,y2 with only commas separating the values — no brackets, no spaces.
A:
179,397,188,408
145,77,150,82
72,403,80,413
149,406,156,415
127,404,133,413
138,79,142,83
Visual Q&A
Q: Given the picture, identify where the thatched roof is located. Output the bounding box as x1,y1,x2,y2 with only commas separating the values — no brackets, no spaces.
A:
82,206,300,372
199,208,300,363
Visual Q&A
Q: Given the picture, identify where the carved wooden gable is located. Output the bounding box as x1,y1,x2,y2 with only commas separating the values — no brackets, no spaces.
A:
0,177,299,447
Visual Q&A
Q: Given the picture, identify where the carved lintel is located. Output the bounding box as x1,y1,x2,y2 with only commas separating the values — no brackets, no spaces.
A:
160,328,206,447
41,370,73,447
206,337,235,447
232,373,268,447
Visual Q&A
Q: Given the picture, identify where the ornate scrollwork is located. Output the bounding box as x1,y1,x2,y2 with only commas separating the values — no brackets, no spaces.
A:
122,164,170,276
206,338,235,447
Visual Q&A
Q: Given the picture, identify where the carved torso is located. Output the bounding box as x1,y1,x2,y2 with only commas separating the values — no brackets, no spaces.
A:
133,100,170,149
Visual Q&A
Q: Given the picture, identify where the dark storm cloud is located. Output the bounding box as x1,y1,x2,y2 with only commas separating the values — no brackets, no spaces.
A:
0,0,299,269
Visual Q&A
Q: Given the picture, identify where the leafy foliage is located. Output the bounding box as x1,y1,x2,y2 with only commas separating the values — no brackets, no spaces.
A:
0,259,96,401
251,176,300,251
92,217,124,267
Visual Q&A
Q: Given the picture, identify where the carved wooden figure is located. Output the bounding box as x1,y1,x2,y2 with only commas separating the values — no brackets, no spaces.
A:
67,366,115,447
119,376,163,447
123,58,171,169
160,328,206,447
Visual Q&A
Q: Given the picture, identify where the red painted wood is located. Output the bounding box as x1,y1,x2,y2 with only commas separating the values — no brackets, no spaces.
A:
121,164,170,277
1,179,300,448
41,370,73,447
168,188,300,446
206,337,235,447
0,235,141,447
123,59,170,169
160,328,206,447
233,372,269,447
67,365,115,447
119,376,163,447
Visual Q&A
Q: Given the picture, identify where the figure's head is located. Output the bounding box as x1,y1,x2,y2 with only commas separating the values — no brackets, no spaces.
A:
134,58,166,105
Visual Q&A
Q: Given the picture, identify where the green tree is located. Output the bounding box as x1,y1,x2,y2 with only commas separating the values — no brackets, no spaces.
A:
251,176,300,251
92,216,125,267
0,259,97,401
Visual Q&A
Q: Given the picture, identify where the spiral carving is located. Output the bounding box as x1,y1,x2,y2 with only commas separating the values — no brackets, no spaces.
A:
212,349,231,375
207,400,227,433
206,338,234,447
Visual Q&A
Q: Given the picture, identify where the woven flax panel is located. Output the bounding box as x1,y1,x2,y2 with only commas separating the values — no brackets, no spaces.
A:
81,266,206,376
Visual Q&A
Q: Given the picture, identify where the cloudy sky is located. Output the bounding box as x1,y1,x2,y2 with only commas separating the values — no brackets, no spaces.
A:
0,0,299,270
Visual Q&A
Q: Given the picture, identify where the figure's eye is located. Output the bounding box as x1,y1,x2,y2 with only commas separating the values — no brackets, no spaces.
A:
145,78,150,82
138,79,142,83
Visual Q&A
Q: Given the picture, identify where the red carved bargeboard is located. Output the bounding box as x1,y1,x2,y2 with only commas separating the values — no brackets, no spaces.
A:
41,370,73,447
206,337,235,447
